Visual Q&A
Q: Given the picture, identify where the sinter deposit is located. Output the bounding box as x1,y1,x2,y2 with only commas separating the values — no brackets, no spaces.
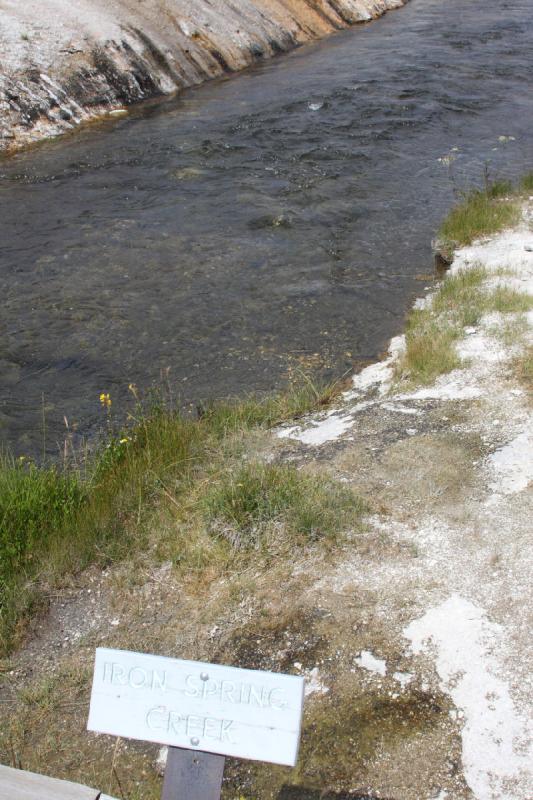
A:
0,0,406,150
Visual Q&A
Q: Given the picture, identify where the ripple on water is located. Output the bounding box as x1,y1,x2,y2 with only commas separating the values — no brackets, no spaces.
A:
0,0,533,456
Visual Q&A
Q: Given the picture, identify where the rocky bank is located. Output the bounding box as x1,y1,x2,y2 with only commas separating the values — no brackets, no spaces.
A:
0,0,407,152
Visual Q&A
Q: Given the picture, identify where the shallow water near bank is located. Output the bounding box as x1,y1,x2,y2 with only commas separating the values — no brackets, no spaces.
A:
1,0,532,456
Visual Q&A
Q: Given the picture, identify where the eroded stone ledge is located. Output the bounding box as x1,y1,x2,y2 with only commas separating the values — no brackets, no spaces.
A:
0,0,407,152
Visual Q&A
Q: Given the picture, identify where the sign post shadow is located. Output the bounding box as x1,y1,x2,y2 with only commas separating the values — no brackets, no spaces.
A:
88,648,305,800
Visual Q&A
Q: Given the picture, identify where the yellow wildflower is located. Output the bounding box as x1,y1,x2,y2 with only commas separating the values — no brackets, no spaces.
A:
99,392,112,408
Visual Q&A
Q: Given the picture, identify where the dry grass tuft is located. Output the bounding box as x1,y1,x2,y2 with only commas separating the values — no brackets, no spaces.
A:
201,462,367,549
513,345,533,399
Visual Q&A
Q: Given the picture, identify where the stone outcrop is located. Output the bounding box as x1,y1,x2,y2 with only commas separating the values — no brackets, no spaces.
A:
0,0,407,152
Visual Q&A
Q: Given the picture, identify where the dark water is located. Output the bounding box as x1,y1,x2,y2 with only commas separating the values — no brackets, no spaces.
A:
1,0,532,456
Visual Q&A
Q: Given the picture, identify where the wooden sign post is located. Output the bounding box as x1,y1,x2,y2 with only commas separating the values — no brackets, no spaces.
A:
161,747,225,800
88,648,305,799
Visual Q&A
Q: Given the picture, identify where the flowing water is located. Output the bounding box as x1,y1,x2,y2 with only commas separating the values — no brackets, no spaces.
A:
1,0,532,457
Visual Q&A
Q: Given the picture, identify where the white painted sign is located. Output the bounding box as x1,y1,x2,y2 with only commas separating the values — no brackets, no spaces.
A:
87,648,305,766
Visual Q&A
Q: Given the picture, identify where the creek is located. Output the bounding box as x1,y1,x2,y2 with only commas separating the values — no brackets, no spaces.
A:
1,0,532,456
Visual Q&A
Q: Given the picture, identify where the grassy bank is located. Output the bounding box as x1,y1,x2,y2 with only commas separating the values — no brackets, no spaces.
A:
438,180,520,250
0,378,366,655
395,266,533,386
396,175,533,387
437,172,532,254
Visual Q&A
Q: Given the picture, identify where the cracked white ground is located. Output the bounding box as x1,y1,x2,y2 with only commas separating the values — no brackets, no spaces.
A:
277,207,533,799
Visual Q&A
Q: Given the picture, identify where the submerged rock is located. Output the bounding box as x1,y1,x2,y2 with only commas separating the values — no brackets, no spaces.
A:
432,237,455,273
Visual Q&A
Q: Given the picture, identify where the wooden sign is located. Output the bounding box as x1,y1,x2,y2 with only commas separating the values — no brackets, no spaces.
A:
88,647,305,767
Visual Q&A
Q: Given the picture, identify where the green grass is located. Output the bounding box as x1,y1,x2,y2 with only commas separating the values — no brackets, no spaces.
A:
483,179,514,199
489,286,533,314
0,378,343,654
0,458,84,644
0,456,85,640
431,264,488,325
438,187,520,249
400,315,461,386
437,172,533,253
396,267,533,386
197,376,338,439
201,462,367,548
0,457,82,582
520,172,533,193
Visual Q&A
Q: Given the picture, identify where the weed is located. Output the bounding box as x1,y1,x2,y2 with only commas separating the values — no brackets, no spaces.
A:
0,456,82,583
488,314,529,347
488,286,533,315
0,656,161,799
431,265,487,325
199,376,341,439
0,457,84,645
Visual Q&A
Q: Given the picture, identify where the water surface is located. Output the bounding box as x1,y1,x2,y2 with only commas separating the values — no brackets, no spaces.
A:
1,0,532,456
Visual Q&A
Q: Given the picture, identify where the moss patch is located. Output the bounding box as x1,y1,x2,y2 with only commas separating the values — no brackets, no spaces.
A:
222,681,450,799
216,606,328,673
298,685,446,782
